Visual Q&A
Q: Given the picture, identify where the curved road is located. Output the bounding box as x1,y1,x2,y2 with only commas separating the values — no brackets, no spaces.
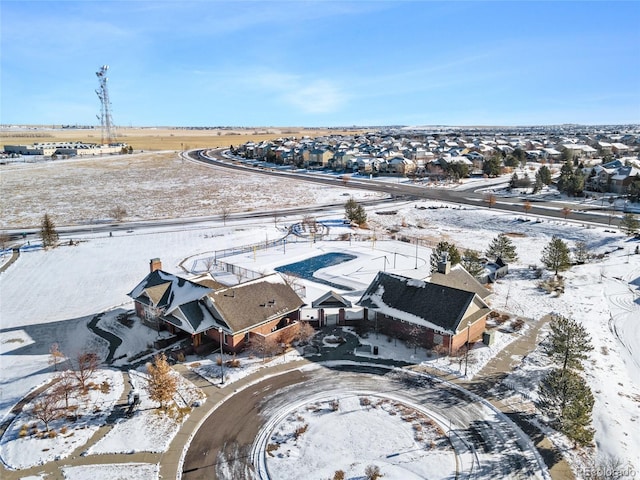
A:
194,148,624,228
182,364,548,480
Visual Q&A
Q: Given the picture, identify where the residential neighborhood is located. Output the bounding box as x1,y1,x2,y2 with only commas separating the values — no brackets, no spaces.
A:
2,0,639,477
231,125,640,197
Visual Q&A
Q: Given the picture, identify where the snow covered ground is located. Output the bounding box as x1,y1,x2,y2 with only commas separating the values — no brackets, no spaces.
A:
264,394,456,480
1,184,639,476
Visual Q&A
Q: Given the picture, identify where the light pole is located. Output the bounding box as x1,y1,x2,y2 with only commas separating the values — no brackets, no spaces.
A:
218,328,225,385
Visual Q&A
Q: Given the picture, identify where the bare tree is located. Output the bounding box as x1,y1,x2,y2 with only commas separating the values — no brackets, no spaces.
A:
221,207,230,226
407,324,423,353
280,272,300,290
146,353,177,411
202,256,216,273
295,321,316,345
0,231,9,250
72,351,99,393
110,205,127,222
247,334,280,362
364,465,383,480
49,343,65,371
30,389,64,433
52,371,77,411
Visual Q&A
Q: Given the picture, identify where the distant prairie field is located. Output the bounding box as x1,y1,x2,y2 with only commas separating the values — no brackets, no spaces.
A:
0,126,362,151
0,126,371,229
0,151,376,229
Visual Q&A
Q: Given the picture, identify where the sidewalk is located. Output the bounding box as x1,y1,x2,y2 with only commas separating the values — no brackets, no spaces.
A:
0,320,573,480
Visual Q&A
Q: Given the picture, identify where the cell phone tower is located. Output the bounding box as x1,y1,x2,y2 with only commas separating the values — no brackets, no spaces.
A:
95,65,117,145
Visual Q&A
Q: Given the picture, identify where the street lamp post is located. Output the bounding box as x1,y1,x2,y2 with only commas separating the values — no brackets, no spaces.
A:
218,328,225,385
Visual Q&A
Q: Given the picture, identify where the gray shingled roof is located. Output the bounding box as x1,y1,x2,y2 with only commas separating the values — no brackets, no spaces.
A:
357,271,489,334
428,265,492,300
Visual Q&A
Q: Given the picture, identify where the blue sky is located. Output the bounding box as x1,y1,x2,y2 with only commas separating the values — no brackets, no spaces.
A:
1,1,639,127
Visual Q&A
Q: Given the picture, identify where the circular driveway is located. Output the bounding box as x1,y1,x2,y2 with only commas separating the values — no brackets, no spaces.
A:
182,364,549,480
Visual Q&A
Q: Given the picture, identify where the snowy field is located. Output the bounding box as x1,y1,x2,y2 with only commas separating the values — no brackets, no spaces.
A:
1,192,639,476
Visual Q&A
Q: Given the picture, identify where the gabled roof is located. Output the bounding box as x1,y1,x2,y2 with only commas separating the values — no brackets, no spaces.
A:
357,272,489,335
206,273,305,334
428,264,492,300
312,290,352,309
164,300,219,335
127,270,212,314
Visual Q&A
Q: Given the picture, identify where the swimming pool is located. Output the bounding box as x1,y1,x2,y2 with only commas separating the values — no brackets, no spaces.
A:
275,252,356,291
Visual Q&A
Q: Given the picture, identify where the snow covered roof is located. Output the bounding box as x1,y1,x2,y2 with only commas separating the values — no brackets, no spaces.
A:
611,166,640,181
357,271,490,335
127,270,212,314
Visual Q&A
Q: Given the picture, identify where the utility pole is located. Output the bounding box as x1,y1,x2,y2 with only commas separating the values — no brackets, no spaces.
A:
464,326,470,377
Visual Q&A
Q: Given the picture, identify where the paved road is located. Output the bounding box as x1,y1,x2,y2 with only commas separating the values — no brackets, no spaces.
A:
195,148,624,228
182,364,548,480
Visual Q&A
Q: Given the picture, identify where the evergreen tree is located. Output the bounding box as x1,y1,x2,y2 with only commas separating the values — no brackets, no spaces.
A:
532,176,543,194
446,161,469,180
344,197,367,226
541,235,572,275
627,176,640,203
509,172,519,190
482,155,502,177
619,213,639,236
485,233,518,263
461,249,485,278
512,147,526,167
568,170,585,196
536,165,552,186
430,241,461,272
146,353,177,411
40,213,59,248
504,155,519,168
544,314,593,372
536,368,594,447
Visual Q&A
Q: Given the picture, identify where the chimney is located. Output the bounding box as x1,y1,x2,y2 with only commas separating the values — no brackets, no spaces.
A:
437,252,450,275
150,258,162,272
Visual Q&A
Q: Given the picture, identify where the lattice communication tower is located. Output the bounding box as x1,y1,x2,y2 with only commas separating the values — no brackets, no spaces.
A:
96,65,117,145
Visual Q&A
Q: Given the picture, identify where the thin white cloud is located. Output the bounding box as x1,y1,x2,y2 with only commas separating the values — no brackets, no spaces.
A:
215,68,349,115
282,80,347,114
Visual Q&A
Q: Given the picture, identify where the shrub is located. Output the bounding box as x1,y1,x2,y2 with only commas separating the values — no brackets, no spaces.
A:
360,397,371,408
365,464,383,480
48,430,57,438
60,426,68,434
100,381,111,394
294,424,308,440
266,443,279,456
226,354,240,368
330,399,340,411
333,470,346,480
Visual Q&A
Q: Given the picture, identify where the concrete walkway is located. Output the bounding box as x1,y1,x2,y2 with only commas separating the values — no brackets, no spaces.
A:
0,319,574,480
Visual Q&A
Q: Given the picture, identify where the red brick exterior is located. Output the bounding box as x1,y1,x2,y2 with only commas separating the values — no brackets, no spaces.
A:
374,313,488,354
